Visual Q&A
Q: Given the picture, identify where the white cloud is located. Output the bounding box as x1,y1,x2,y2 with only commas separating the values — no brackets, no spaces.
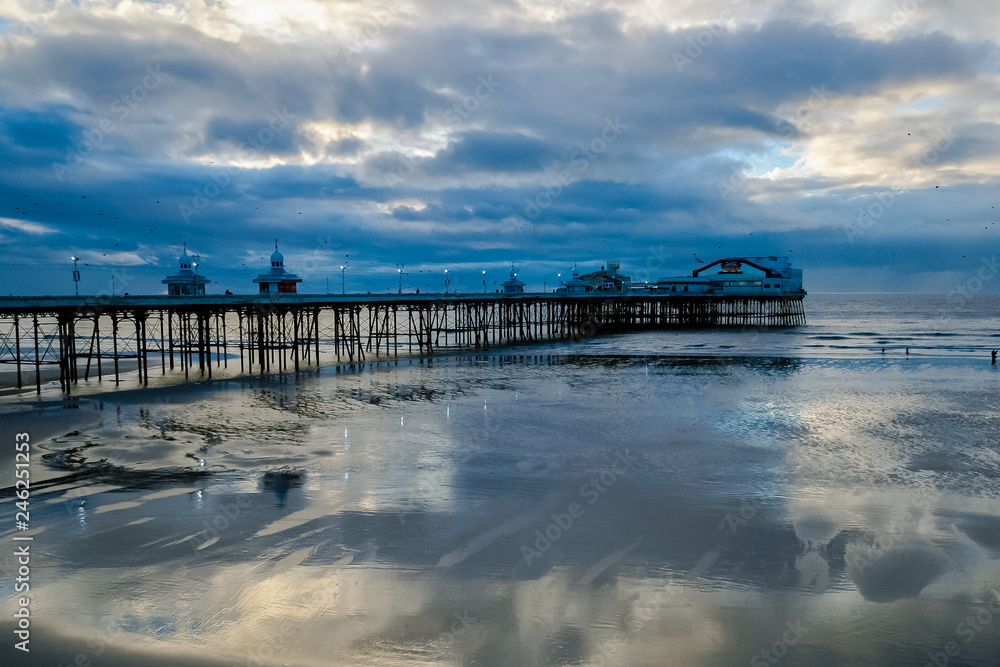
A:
0,217,58,235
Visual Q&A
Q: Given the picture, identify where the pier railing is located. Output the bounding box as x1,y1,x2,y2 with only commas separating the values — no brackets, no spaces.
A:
0,292,806,394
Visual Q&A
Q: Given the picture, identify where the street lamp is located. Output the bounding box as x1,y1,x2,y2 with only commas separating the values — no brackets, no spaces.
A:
70,256,80,296
482,270,486,294
444,269,450,294
396,264,404,294
340,265,346,294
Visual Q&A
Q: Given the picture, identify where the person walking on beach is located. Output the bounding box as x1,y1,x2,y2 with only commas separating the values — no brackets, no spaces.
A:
992,349,997,365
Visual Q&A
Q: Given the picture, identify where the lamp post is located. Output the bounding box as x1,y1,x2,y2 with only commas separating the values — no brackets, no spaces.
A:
340,265,346,294
70,256,80,296
482,270,486,294
396,264,404,294
444,269,450,294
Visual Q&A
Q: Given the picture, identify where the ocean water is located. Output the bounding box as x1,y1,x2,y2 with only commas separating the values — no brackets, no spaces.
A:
1,293,999,666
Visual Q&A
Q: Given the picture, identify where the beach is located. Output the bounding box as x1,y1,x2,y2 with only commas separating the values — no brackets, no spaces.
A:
1,294,999,666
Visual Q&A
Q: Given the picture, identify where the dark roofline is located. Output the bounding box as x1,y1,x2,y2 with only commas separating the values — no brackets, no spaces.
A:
579,271,631,280
253,274,302,283
692,258,782,279
162,275,210,284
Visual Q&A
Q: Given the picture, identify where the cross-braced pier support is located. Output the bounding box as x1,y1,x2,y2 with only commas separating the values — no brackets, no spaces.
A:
0,294,806,394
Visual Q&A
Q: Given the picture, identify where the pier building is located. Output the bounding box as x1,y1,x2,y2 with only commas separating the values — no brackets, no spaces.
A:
656,257,805,295
253,246,302,294
579,260,631,292
162,248,209,296
501,266,525,294
562,266,590,294
556,260,631,293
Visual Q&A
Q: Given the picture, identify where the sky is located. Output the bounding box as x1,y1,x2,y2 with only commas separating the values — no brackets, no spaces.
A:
1,0,999,296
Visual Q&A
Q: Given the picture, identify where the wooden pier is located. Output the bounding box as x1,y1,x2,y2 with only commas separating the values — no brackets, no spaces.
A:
0,293,806,394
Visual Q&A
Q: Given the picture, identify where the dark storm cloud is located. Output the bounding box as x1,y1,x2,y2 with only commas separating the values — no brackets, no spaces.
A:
391,203,473,222
333,71,448,128
689,22,973,98
1,21,446,158
423,131,560,174
205,116,301,155
0,104,80,153
932,122,1000,164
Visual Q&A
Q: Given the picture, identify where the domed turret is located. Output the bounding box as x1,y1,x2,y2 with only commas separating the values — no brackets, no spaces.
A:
564,263,590,294
501,263,525,295
163,244,210,296
254,243,302,294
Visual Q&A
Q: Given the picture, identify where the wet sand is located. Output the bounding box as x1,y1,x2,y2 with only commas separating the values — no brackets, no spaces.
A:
0,359,142,397
0,621,253,667
1,350,999,666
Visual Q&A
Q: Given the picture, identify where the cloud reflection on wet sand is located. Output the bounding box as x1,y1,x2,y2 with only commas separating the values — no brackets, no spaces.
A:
2,352,1000,666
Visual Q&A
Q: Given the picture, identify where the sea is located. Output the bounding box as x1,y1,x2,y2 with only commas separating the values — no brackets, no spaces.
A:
1,293,999,666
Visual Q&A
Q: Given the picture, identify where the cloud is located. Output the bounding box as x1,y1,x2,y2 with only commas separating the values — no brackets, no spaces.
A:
425,131,559,174
0,104,81,153
0,1,997,295
205,115,301,155
0,216,59,235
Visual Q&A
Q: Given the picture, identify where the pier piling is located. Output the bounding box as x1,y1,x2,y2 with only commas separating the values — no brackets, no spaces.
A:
0,293,805,393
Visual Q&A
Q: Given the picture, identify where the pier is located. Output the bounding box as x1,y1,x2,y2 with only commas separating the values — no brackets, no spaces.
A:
0,293,806,394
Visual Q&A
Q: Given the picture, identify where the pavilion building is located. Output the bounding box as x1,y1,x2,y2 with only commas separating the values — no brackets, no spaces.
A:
162,247,209,296
578,260,631,292
655,257,805,295
500,265,526,294
253,246,302,294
